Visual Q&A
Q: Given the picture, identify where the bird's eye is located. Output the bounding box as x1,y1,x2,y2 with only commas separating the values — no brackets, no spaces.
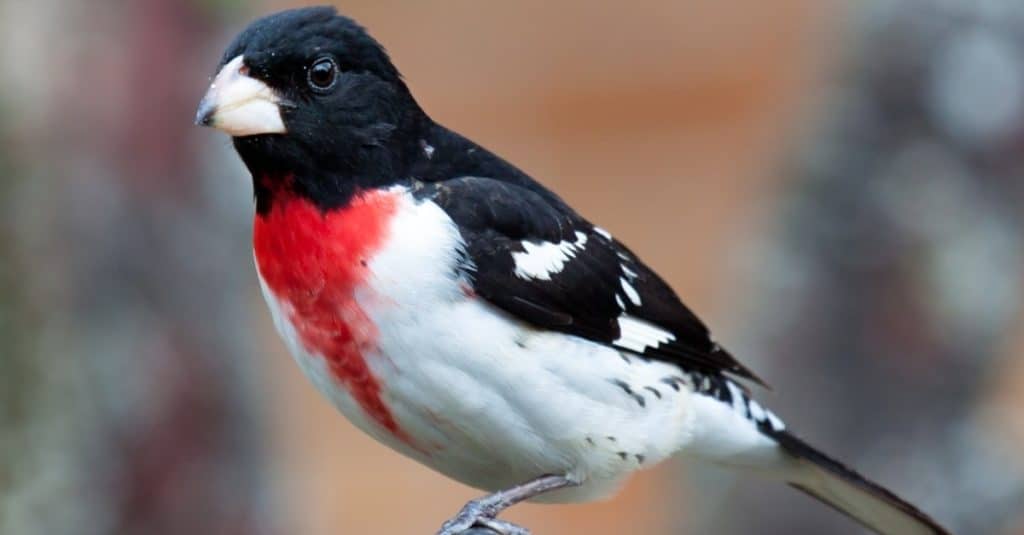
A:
307,58,338,92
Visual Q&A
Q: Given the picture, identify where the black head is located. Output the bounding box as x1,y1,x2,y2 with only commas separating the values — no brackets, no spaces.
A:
196,7,428,209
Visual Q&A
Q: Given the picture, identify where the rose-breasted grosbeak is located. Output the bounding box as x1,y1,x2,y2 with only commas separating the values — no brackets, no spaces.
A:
195,7,949,535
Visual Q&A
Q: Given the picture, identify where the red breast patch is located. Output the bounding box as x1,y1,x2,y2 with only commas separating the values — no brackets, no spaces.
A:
253,184,411,443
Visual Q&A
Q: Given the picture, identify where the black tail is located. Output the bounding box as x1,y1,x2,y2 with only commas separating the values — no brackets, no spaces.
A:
771,430,952,535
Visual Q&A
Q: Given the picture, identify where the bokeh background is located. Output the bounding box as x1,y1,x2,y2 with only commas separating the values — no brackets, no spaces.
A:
2,1,1023,534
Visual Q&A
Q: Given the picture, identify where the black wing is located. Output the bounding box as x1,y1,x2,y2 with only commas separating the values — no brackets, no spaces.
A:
412,176,766,386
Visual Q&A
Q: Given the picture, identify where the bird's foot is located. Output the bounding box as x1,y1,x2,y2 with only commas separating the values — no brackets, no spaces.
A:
437,496,527,535
436,475,576,535
445,516,531,535
476,518,531,535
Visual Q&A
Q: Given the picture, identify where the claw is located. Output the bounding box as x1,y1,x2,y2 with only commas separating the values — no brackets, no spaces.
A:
436,512,530,535
436,475,577,535
478,518,531,535
438,498,511,535
437,499,486,535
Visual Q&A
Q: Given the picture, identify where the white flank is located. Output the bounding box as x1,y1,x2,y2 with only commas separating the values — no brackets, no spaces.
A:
682,392,784,467
512,231,588,281
254,186,790,506
614,314,675,353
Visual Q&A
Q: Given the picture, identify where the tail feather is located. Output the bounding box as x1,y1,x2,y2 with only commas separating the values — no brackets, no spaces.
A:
772,430,951,535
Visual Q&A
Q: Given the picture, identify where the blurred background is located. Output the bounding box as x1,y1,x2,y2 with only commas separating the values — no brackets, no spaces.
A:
1,0,1022,534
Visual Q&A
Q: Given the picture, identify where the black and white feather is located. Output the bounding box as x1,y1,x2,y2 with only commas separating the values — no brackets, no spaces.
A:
413,172,765,387
207,8,951,533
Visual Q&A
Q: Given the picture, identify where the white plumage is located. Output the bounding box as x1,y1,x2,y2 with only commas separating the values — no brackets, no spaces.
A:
511,231,588,281
257,188,784,503
614,314,677,353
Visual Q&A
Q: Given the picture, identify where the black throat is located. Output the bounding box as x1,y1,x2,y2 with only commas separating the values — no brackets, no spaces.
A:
237,107,432,215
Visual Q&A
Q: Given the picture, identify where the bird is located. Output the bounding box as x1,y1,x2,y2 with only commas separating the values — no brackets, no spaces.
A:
195,6,950,535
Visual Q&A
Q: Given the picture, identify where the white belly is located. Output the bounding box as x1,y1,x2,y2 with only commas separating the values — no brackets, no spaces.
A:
256,189,702,502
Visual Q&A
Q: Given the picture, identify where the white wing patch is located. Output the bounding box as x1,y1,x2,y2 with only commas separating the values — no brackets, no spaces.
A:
614,315,676,353
620,278,641,306
593,227,612,240
512,231,588,281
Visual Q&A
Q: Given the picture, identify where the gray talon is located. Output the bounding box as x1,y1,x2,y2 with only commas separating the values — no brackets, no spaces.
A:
436,475,575,535
478,518,531,535
436,498,529,535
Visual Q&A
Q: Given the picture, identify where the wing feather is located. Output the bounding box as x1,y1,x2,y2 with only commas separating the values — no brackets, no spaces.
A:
413,176,766,386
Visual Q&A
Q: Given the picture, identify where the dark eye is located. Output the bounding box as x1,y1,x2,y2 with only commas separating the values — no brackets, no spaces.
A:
307,57,338,92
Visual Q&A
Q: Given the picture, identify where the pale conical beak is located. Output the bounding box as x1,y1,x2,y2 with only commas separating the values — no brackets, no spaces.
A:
195,55,287,136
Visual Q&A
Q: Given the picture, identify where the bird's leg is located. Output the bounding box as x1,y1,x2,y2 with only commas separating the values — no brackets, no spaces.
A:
437,474,577,535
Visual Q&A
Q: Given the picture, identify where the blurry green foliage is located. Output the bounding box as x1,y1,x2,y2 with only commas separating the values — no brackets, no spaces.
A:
0,102,35,494
191,0,253,23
